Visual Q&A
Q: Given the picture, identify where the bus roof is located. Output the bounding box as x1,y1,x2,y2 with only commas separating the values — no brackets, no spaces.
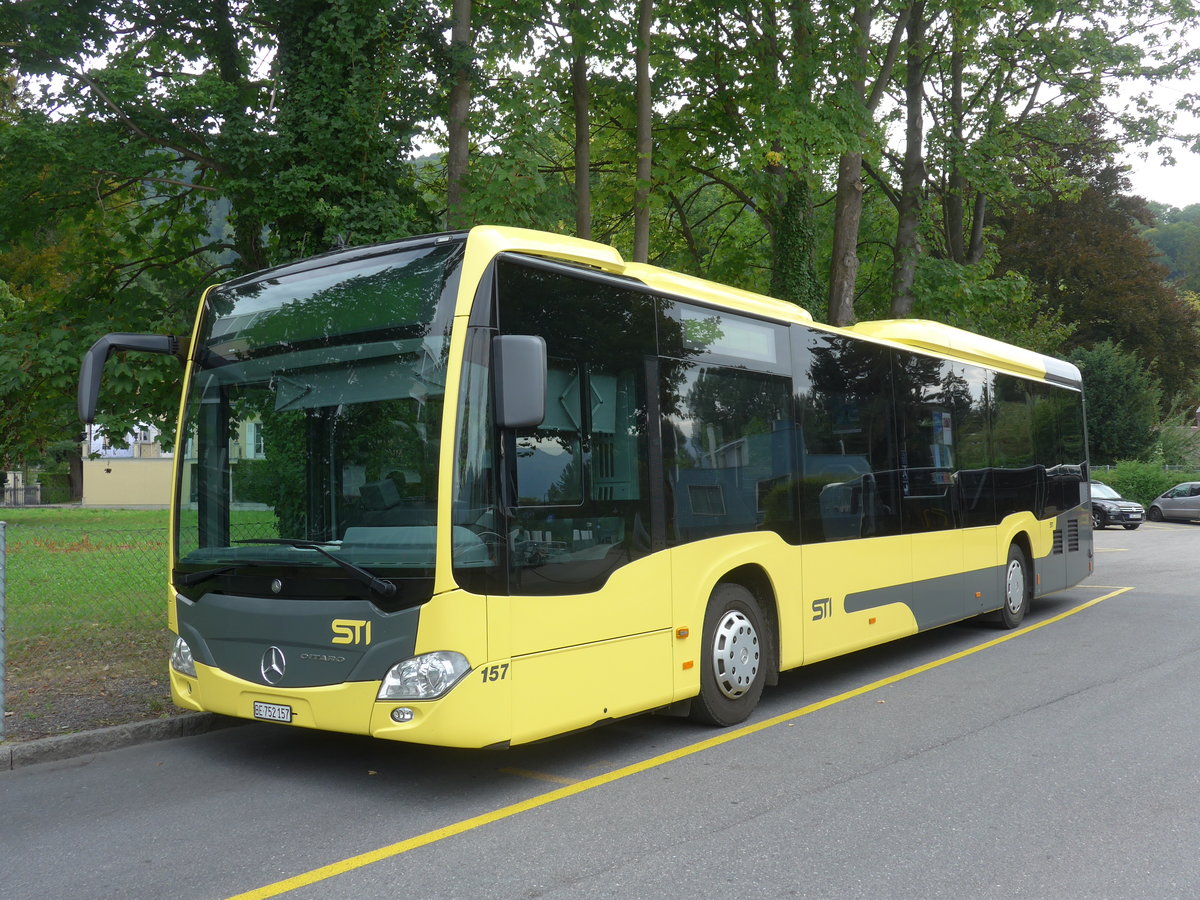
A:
469,226,1082,389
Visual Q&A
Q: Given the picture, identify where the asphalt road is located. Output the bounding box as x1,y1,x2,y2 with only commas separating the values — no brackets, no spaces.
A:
3,520,1199,899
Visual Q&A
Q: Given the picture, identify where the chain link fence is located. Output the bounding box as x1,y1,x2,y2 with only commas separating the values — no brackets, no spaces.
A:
0,520,175,743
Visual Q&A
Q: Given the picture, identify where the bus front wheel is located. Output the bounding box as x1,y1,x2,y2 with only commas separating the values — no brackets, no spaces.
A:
691,583,766,726
999,544,1031,629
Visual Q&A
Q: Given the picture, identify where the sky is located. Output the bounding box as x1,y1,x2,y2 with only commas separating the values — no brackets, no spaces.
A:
1116,72,1200,210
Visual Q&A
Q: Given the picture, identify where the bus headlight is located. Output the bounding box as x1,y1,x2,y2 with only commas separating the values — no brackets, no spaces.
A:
378,651,470,700
170,636,197,678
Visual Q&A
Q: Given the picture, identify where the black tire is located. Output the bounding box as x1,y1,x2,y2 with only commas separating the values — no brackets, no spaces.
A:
1091,508,1106,529
690,583,767,726
1148,506,1163,522
997,543,1031,629
1122,523,1140,530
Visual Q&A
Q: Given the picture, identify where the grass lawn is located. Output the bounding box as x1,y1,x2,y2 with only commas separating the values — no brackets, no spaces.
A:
2,507,169,641
1,505,285,740
2,507,173,739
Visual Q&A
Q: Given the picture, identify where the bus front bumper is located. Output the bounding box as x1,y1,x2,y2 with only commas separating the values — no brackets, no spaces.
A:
170,660,512,749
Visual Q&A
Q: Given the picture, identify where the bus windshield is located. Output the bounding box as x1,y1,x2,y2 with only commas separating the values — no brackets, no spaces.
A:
175,241,464,578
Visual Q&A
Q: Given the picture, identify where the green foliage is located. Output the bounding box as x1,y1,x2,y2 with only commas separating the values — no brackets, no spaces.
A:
1147,396,1200,466
1100,461,1200,508
997,153,1200,402
893,255,1074,354
1142,218,1200,294
36,472,72,504
0,0,450,464
0,175,197,465
2,0,1199,472
1151,426,1200,469
1068,341,1162,465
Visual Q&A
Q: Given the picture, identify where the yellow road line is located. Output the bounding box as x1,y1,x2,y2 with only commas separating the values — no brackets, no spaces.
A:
498,767,580,785
227,587,1132,900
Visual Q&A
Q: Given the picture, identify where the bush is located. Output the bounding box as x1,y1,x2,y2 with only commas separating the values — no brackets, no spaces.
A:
36,471,72,504
1101,461,1200,506
1069,341,1162,464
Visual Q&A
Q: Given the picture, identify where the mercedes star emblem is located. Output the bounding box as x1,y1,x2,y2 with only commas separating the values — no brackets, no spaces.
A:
261,646,287,685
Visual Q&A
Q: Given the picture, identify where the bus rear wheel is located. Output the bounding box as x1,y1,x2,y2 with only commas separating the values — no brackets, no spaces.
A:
998,544,1031,629
691,583,766,726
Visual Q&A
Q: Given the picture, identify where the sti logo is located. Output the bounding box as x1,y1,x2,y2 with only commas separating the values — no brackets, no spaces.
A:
331,619,372,645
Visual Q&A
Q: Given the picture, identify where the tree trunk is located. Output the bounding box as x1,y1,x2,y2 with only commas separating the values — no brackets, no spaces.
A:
967,192,987,264
945,15,966,263
828,150,865,325
68,448,84,502
890,0,926,317
570,15,591,241
770,176,820,312
632,0,653,263
766,1,819,312
827,0,871,326
446,0,472,230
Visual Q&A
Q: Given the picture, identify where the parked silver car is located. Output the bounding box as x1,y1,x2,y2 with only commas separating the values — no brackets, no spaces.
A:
1148,482,1200,522
1089,481,1145,530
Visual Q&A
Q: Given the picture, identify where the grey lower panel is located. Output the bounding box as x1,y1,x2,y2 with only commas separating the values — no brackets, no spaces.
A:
176,593,420,688
1037,509,1092,597
843,511,1093,630
843,565,1003,631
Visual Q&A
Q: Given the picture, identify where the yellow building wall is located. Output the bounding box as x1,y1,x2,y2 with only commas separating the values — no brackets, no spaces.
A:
82,458,174,507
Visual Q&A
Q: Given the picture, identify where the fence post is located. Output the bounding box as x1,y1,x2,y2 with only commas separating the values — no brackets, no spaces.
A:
1,520,6,742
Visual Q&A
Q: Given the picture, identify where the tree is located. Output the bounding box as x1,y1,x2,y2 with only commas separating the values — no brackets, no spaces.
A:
1067,341,1161,464
889,0,926,315
825,0,909,326
2,1,442,270
0,0,445,459
996,154,1200,402
0,180,199,465
631,0,653,262
876,0,1200,320
1142,216,1200,295
446,0,473,229
567,2,593,239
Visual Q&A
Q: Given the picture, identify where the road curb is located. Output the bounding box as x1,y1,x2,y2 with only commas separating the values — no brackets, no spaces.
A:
2,712,241,770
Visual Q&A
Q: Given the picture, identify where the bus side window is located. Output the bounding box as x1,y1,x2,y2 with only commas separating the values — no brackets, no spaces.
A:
795,329,900,543
494,256,657,594
992,375,1041,519
894,353,958,534
662,363,795,544
514,360,583,506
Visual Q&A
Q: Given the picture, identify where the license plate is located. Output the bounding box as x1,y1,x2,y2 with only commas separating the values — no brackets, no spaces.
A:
253,701,293,723
1130,513,1143,520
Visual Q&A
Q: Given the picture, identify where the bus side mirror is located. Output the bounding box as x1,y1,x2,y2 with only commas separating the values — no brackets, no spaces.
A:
78,333,181,423
492,334,546,429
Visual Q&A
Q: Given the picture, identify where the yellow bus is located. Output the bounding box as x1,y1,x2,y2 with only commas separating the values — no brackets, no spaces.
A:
79,226,1093,747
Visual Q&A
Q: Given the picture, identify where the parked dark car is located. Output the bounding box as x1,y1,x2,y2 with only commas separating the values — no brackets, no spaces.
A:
1148,482,1200,522
1089,481,1144,530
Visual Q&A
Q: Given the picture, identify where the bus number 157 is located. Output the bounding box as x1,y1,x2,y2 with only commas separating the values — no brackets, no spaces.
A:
481,663,510,683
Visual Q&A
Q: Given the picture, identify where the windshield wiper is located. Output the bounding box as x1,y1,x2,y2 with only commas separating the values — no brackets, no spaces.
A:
174,561,269,587
236,538,397,598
